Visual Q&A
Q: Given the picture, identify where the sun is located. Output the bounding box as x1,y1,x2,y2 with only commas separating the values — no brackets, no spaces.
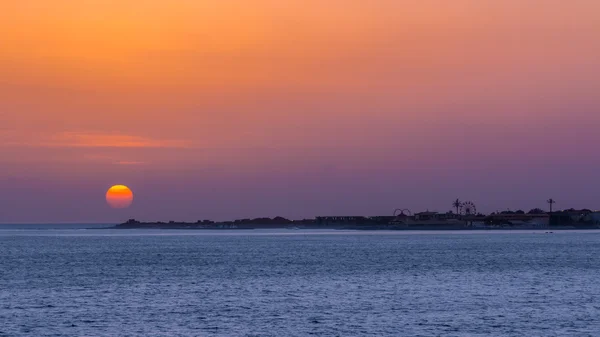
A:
106,185,134,209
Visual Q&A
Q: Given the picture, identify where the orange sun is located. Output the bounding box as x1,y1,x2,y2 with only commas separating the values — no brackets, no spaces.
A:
106,185,134,209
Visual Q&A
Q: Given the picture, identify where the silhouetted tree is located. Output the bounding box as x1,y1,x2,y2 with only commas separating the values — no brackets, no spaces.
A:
515,210,525,214
527,208,545,214
547,199,556,212
452,199,462,215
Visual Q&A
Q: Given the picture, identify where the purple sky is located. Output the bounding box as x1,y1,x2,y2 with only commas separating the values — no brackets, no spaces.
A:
1,0,599,223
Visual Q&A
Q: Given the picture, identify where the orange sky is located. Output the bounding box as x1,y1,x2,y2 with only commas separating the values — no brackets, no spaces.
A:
1,1,600,222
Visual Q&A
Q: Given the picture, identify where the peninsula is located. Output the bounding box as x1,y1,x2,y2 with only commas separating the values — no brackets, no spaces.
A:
115,200,600,230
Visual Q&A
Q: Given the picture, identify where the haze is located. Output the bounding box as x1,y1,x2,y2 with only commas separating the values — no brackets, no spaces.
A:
1,1,599,223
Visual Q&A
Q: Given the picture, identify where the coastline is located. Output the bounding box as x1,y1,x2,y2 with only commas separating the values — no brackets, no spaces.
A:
112,221,597,231
114,210,600,231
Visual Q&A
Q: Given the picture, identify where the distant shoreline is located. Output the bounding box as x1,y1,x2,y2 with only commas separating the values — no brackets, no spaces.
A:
115,210,600,231
113,221,598,231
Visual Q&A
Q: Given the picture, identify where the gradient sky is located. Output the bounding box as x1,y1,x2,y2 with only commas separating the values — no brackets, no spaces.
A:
1,0,600,223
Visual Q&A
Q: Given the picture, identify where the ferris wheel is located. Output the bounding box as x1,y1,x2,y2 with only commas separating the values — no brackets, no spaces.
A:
460,201,477,216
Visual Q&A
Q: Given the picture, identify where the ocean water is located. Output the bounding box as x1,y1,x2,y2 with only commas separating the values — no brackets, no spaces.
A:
1,227,600,336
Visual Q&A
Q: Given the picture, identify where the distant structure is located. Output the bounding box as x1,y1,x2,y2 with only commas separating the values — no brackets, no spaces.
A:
547,198,556,212
394,208,412,216
460,201,477,216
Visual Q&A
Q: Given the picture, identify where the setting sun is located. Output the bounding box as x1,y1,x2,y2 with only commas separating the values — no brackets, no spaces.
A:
106,185,134,209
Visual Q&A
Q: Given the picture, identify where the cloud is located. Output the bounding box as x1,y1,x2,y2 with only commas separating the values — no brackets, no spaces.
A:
81,154,147,166
8,132,190,149
115,160,146,165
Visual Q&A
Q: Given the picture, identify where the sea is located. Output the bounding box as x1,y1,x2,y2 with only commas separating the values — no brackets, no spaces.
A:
1,225,600,336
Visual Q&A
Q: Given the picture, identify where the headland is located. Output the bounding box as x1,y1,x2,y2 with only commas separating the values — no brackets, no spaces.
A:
115,200,600,230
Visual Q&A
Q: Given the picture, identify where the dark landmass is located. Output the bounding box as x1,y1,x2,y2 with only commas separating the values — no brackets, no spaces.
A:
115,217,317,230
114,209,600,231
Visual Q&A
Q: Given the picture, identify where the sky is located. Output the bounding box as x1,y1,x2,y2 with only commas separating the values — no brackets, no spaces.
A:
1,0,600,223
